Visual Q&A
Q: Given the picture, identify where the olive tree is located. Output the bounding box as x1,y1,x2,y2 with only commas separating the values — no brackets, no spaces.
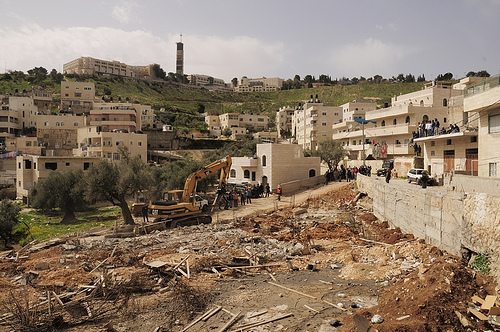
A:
84,151,149,225
29,169,87,224
0,199,21,249
312,138,348,172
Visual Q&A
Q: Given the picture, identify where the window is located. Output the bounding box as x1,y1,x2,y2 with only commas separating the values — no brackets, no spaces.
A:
471,136,477,143
84,162,91,170
431,151,435,156
322,112,327,116
44,121,49,126
230,169,236,178
422,115,429,122
138,141,142,146
74,92,82,97
443,99,448,107
65,162,70,166
447,139,452,145
262,155,267,166
393,119,397,125
25,141,31,147
243,170,250,178
45,162,57,170
113,153,120,160
490,163,497,177
405,116,410,123
309,169,316,177
489,114,500,133
381,120,385,127
431,141,435,146
24,160,32,169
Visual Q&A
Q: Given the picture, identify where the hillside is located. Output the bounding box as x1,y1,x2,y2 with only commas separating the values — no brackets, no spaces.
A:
0,73,426,130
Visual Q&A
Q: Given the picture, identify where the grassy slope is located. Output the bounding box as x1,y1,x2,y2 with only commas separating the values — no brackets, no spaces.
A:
0,74,426,116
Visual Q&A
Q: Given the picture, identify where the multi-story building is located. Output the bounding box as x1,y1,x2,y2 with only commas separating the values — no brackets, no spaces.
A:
0,95,38,143
36,114,87,156
176,41,184,76
276,106,296,138
234,77,283,92
90,102,151,133
205,112,269,138
332,82,462,173
60,81,95,114
30,87,52,114
188,74,231,91
292,96,345,150
63,57,156,79
456,74,500,177
73,125,147,161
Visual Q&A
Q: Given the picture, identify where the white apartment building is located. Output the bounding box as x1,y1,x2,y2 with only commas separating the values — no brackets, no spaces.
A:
292,95,345,150
204,112,269,138
332,82,462,173
234,77,283,92
90,102,152,133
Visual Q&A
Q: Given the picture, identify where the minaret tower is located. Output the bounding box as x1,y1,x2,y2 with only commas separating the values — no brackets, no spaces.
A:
176,34,184,76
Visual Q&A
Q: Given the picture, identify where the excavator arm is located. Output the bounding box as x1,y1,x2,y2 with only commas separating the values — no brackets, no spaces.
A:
181,156,232,204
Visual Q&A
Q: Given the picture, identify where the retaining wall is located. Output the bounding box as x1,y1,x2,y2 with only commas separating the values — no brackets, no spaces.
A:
357,175,500,283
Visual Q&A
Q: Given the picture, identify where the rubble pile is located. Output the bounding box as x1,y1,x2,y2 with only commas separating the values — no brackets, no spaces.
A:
0,184,497,331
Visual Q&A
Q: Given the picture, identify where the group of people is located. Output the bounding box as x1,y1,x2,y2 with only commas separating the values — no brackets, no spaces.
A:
324,165,372,184
218,182,274,209
413,119,460,140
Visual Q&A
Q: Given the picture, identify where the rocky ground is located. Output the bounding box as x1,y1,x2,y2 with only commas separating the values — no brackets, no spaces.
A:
0,182,497,332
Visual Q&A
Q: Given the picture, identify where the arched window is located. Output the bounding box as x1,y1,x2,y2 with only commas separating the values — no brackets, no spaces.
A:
243,170,250,178
262,155,267,166
309,169,316,177
422,115,429,123
393,119,397,125
381,120,386,127
443,98,448,107
230,169,236,178
420,100,424,107
405,116,410,123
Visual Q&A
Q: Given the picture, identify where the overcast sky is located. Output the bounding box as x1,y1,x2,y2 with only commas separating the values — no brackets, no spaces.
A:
1,0,499,82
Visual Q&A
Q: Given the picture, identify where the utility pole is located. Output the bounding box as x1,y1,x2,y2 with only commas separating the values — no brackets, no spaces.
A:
354,117,376,166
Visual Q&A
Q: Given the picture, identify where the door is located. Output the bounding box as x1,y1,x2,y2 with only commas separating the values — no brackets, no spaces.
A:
443,150,455,173
465,148,478,175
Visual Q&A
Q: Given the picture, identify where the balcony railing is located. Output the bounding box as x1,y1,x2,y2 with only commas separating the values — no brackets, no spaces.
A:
464,74,500,98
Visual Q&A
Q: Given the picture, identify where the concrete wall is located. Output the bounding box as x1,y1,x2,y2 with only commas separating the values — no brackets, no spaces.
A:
357,175,500,283
281,175,324,194
444,173,500,196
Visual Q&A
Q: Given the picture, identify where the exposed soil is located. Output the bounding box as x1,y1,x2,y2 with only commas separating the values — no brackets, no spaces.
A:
0,182,496,332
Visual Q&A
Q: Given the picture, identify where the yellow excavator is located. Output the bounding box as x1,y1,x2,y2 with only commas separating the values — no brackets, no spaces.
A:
147,156,232,227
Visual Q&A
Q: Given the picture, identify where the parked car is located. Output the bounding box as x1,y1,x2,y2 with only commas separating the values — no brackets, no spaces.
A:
407,168,437,186
377,160,394,177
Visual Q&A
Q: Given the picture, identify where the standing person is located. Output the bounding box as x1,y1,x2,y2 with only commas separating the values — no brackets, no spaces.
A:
240,190,246,206
385,167,392,183
277,183,282,201
142,204,149,223
246,188,252,204
265,183,270,197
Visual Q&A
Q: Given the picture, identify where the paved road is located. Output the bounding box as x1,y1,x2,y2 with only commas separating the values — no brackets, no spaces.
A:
211,181,350,223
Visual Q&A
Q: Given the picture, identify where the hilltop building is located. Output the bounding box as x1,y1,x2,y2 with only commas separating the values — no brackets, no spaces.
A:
187,74,231,91
63,56,157,80
234,77,283,92
60,81,95,114
205,112,269,139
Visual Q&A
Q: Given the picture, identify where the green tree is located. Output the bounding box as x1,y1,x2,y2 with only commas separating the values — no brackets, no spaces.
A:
0,199,21,249
312,138,348,172
29,170,87,224
231,77,238,87
84,149,149,225
152,64,167,79
222,128,232,137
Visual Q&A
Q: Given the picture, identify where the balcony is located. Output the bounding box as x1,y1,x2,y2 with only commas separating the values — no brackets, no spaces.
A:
464,75,500,113
366,123,415,137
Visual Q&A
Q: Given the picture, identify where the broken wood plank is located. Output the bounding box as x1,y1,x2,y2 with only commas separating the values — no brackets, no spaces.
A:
212,267,222,278
186,258,190,279
202,306,222,322
268,281,316,299
246,310,267,319
359,238,391,246
218,311,241,332
230,312,293,331
182,306,218,331
467,308,488,321
304,304,320,313
226,263,282,270
173,255,190,270
52,291,64,307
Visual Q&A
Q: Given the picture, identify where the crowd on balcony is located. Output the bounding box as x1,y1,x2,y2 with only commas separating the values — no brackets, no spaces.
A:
412,119,460,140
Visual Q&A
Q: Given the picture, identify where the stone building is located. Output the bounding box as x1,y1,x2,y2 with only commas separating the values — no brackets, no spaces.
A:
229,143,320,190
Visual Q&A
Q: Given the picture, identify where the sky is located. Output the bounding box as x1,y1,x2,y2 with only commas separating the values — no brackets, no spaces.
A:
1,0,499,83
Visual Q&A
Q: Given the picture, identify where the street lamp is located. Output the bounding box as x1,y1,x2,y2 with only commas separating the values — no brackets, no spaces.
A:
354,117,376,166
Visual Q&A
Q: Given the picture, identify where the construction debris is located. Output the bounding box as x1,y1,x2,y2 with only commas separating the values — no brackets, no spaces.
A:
0,183,496,331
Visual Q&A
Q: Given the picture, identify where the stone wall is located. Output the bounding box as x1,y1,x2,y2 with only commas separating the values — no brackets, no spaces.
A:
357,175,500,283
281,175,324,194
